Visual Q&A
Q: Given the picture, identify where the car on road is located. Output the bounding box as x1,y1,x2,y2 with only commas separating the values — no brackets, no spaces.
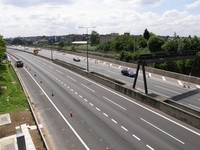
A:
121,68,136,78
15,60,24,68
73,57,80,62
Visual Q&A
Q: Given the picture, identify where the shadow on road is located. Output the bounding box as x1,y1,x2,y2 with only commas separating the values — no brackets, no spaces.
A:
170,89,200,101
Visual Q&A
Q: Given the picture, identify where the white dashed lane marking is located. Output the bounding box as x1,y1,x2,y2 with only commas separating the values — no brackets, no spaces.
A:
146,144,154,150
96,107,100,111
111,119,117,124
132,134,141,141
89,103,94,107
121,126,128,132
103,113,108,117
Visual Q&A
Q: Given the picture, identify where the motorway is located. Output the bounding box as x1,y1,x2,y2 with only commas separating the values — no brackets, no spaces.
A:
7,48,200,150
12,46,200,111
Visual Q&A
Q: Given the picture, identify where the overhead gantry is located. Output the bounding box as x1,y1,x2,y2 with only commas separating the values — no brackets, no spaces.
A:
133,51,200,94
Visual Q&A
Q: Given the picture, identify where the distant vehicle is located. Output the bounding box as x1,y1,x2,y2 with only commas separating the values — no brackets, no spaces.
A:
73,57,80,62
15,60,24,68
33,49,39,55
121,68,136,78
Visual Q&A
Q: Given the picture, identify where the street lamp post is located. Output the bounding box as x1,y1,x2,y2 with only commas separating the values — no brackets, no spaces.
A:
50,38,53,60
78,26,96,71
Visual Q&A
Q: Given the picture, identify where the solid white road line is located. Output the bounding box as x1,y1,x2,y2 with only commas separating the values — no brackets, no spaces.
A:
188,104,200,110
24,68,90,150
103,96,126,110
141,118,185,144
66,75,76,82
48,65,54,69
81,84,95,93
56,70,63,75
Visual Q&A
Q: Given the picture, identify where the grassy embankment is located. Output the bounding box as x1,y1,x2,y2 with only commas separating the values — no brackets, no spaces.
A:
0,63,28,113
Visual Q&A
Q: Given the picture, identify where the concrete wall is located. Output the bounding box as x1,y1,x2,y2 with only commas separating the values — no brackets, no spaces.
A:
54,59,200,129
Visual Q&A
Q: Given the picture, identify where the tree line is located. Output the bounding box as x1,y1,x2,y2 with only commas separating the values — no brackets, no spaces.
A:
96,29,200,77
7,29,200,77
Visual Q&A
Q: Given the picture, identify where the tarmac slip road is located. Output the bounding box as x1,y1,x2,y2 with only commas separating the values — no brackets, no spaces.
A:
8,50,200,150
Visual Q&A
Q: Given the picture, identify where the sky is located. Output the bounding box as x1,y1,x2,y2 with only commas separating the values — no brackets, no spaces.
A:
0,0,200,38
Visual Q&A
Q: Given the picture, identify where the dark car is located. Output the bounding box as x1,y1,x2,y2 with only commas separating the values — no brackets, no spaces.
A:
73,57,80,62
15,60,24,68
121,68,136,77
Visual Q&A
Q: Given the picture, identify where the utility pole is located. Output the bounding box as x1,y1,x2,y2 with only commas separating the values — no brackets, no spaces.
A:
78,26,96,71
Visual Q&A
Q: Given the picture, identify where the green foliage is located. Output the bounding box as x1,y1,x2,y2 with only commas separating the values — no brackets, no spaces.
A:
71,45,76,51
58,40,66,50
155,61,179,72
143,29,150,40
119,51,133,62
90,31,100,46
113,34,134,51
148,36,165,52
0,64,28,113
162,40,178,52
97,41,113,52
0,36,6,62
179,37,192,52
137,36,147,49
191,36,200,51
11,37,24,45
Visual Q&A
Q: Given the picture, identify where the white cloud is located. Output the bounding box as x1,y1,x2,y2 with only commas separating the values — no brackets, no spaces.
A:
0,0,74,7
0,0,200,38
186,0,200,9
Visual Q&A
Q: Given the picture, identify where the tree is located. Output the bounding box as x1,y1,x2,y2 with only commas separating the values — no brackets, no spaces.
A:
143,29,150,40
0,35,6,61
179,37,192,52
162,39,178,53
191,36,200,51
12,37,24,45
90,31,100,46
97,41,113,52
137,36,147,49
113,34,133,51
58,40,66,50
113,35,123,51
148,36,165,53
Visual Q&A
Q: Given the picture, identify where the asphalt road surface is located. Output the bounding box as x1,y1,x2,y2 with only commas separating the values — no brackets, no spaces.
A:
7,49,200,150
11,46,200,111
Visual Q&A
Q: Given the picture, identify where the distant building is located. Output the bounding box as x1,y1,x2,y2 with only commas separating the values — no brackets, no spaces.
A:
100,33,119,43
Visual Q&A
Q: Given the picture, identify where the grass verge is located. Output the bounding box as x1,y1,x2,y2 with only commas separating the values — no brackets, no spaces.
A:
0,63,28,113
